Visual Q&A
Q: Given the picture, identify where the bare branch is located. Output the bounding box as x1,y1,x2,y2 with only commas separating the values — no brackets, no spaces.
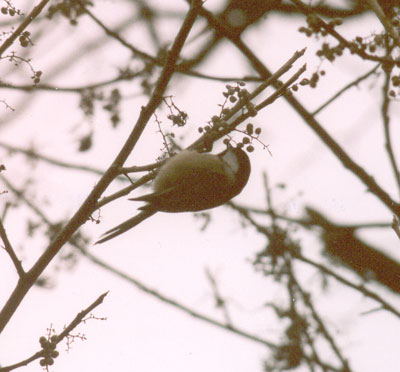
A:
0,0,203,334
312,64,380,116
284,258,352,371
0,217,25,277
0,292,108,372
205,268,233,326
79,246,278,349
197,4,400,218
289,0,398,64
229,203,400,319
366,0,400,47
0,0,50,57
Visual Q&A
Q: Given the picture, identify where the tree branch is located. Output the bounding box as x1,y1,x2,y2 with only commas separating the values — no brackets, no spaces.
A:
0,0,203,334
0,0,50,57
0,218,25,277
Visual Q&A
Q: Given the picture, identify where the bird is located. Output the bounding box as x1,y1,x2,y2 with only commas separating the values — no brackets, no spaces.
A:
96,145,251,244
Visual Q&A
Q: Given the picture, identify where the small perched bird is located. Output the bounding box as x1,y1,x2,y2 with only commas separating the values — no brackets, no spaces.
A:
96,145,251,244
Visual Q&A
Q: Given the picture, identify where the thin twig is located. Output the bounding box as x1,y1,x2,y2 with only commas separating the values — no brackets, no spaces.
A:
0,217,25,277
286,259,352,371
294,253,400,318
205,268,233,326
120,162,161,174
255,64,306,111
0,69,144,92
188,52,307,152
289,0,397,64
79,246,277,348
96,173,154,209
312,64,380,115
248,48,306,102
381,67,400,196
0,292,108,372
0,141,108,177
81,5,157,63
58,292,108,338
0,141,157,179
82,3,268,84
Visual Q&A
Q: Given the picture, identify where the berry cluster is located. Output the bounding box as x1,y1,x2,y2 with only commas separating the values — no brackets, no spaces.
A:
197,83,263,153
222,82,258,118
38,335,60,367
17,31,31,48
292,70,325,91
299,15,342,38
0,2,22,17
389,72,400,97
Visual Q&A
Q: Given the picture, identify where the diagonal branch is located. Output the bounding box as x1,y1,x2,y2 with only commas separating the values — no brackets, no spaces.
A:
0,292,108,372
229,203,400,319
197,4,400,219
0,0,203,334
0,0,50,57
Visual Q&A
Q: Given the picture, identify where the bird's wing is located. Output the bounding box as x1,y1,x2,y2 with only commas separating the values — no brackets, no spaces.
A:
132,167,233,212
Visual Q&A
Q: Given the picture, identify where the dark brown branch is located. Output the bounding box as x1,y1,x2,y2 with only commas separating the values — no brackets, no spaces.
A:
0,0,203,334
229,203,400,319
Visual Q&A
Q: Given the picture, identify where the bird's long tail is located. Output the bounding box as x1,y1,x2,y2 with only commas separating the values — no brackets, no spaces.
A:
95,209,156,244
